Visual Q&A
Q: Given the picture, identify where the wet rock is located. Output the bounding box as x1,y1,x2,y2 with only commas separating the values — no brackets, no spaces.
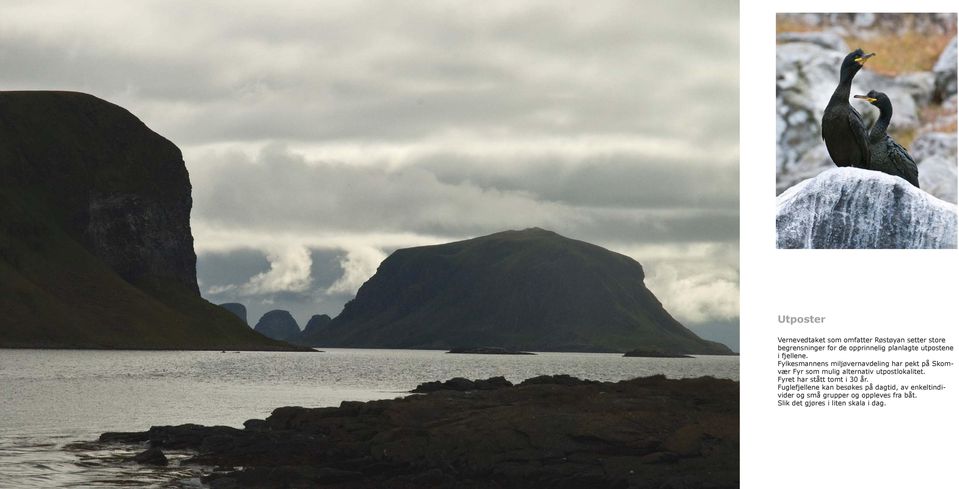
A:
132,447,168,466
146,424,243,449
99,431,149,443
777,168,958,248
242,419,267,431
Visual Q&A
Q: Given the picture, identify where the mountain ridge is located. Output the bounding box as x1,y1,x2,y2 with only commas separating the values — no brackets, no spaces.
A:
308,228,732,354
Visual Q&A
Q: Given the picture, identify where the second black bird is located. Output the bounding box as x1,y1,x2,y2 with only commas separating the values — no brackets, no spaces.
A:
854,91,920,188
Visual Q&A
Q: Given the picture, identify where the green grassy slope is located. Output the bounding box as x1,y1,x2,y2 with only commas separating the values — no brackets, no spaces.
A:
308,228,733,354
0,91,301,350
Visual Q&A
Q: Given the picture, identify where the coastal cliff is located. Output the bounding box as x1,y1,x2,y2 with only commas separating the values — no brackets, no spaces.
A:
0,91,301,350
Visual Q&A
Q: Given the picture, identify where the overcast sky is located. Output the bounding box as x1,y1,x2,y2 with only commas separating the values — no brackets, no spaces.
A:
3,0,739,348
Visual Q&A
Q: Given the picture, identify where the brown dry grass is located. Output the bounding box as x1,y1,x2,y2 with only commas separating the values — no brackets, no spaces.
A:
846,32,953,75
775,18,817,35
776,14,955,75
889,127,918,150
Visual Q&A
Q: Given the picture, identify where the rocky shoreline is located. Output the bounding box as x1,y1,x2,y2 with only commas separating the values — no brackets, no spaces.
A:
98,375,738,488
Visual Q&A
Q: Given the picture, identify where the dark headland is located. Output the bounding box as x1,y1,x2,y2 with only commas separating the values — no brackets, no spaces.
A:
305,228,733,356
0,91,302,350
100,374,739,489
624,349,694,359
447,346,534,355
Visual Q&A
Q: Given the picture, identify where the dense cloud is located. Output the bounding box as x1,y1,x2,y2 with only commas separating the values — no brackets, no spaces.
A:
4,0,739,345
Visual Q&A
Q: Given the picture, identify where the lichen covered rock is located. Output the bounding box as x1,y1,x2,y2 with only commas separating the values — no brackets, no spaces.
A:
777,168,957,249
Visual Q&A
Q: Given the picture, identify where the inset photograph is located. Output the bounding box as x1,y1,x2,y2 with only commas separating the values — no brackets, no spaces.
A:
776,13,958,248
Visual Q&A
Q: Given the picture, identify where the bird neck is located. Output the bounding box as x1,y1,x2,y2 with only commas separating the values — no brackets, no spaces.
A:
871,105,892,142
831,68,857,103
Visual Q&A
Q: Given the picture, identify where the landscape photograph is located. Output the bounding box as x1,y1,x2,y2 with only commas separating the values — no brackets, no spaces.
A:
0,1,739,488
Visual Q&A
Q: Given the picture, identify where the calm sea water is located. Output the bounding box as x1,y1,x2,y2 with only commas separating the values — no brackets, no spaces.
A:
0,348,738,488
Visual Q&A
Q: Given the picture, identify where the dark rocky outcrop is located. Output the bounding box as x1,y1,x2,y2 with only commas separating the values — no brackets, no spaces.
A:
306,228,733,355
777,168,957,249
98,375,739,489
219,303,248,325
254,310,301,342
519,374,601,387
296,314,332,345
132,447,168,466
624,350,693,358
411,376,513,393
447,346,534,355
0,91,302,350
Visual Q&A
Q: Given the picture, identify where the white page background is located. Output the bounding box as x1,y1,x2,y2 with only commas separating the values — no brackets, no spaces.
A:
740,1,959,487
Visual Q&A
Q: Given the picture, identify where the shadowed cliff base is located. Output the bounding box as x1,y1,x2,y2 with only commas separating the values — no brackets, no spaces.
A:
99,374,738,489
0,91,303,350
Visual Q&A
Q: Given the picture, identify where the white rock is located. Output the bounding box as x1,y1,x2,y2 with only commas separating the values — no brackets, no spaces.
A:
911,132,958,162
918,156,958,204
776,32,849,52
777,168,958,248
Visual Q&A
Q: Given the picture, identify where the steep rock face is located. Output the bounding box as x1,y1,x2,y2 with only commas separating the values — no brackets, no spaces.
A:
219,303,248,325
0,91,301,350
310,229,732,354
254,310,301,342
0,91,197,292
777,168,958,249
298,314,331,344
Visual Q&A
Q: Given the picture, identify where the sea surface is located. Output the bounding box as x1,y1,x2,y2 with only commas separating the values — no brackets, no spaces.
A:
0,348,738,488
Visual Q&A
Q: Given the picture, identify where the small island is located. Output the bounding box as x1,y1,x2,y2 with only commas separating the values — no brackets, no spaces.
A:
623,349,694,358
446,346,535,355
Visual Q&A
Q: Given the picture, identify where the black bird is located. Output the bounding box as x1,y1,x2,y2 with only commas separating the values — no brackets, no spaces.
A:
821,48,875,168
854,91,920,188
